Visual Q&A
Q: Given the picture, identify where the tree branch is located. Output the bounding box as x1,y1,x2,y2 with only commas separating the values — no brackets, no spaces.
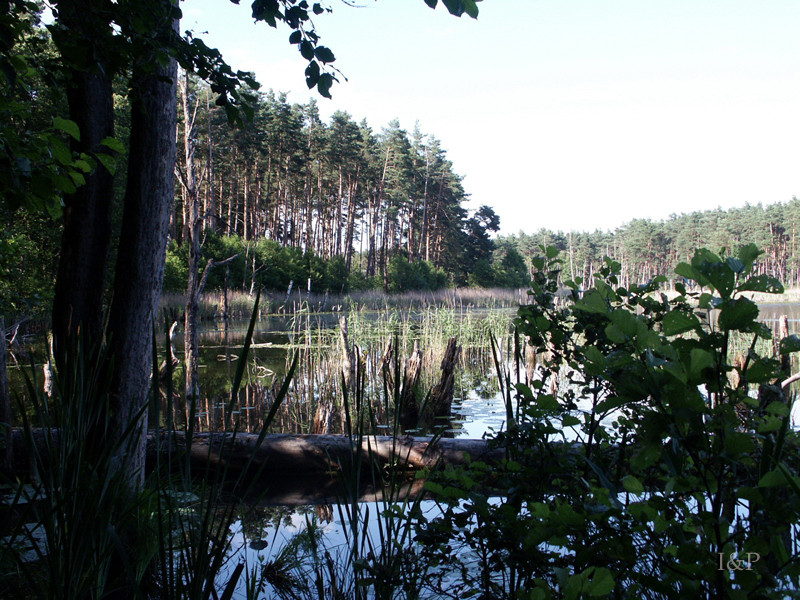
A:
196,254,239,299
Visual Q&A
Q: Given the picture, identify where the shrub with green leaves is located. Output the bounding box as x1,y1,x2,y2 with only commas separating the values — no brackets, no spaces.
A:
419,244,800,599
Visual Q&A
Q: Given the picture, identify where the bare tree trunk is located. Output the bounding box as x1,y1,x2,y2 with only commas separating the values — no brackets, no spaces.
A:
344,171,359,272
51,0,115,361
243,166,250,240
179,69,203,400
400,341,423,430
420,148,430,261
334,166,344,256
106,12,179,492
204,92,216,232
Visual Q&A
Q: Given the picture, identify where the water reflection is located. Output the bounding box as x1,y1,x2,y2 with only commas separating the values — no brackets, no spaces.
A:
155,310,508,439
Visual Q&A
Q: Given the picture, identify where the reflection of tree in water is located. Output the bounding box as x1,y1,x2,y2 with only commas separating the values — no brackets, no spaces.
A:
238,505,318,542
315,504,333,524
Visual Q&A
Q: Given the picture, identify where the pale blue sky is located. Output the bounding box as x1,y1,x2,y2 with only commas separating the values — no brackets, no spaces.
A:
182,0,800,235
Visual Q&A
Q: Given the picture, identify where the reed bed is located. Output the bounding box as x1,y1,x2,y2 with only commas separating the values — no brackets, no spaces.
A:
175,306,516,436
158,286,527,324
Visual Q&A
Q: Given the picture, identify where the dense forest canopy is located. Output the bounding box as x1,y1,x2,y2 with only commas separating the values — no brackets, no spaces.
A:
165,81,515,295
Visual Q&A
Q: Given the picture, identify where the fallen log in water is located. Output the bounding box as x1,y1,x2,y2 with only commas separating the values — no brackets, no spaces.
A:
147,431,503,474
8,429,504,481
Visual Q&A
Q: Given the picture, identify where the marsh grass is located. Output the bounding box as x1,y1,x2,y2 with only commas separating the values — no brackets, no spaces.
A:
212,306,515,436
1,340,152,599
159,287,526,323
0,291,299,599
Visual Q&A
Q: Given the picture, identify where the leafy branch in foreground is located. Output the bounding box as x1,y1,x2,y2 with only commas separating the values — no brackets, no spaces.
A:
420,244,800,599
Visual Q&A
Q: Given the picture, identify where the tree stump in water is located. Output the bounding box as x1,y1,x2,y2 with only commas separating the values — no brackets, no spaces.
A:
427,337,462,420
400,341,423,430
311,401,333,434
379,338,395,390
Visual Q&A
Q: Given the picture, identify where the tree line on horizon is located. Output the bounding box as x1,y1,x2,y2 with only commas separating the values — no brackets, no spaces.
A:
498,197,800,289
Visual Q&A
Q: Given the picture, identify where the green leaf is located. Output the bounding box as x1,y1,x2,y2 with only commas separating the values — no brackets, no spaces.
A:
314,46,335,64
738,274,783,294
68,170,85,187
726,256,745,274
100,137,125,153
462,0,479,18
662,310,701,336
576,290,607,314
317,73,334,98
758,469,788,488
582,456,621,508
441,0,464,16
96,153,117,175
583,345,606,376
663,361,687,384
304,60,320,88
738,243,762,271
746,359,778,384
53,117,80,141
674,262,697,282
588,567,615,596
780,335,800,354
49,137,72,166
622,475,644,495
52,173,76,194
73,159,92,173
718,297,759,331
289,30,302,44
561,415,581,427
765,401,789,417
688,348,715,380
299,40,315,61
